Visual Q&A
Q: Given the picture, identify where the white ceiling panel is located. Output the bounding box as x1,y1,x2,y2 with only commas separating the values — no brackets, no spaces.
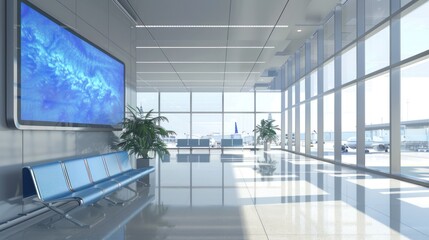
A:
224,63,255,74
188,87,226,92
137,72,180,81
135,28,158,45
136,63,176,72
224,80,246,86
128,0,230,25
162,49,227,61
147,28,228,42
224,72,257,81
136,49,169,61
177,72,225,80
124,0,342,92
227,28,277,42
170,64,226,72
229,0,289,24
224,48,264,61
143,87,189,92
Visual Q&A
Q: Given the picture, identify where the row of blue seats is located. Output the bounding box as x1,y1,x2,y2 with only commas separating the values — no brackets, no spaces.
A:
22,151,154,226
221,139,243,147
176,139,243,148
176,139,210,148
176,139,211,153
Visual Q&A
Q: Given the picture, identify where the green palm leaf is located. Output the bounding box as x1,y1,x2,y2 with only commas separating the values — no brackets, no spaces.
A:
115,105,176,159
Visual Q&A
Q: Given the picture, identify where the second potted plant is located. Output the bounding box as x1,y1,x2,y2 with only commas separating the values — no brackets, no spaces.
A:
254,119,280,151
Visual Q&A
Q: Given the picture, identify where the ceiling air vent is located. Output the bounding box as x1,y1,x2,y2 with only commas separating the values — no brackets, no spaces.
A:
260,69,278,77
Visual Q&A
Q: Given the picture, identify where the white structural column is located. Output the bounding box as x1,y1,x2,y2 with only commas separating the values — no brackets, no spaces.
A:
317,28,325,158
222,92,225,143
390,0,401,174
287,61,293,151
281,65,286,149
305,40,312,155
356,0,366,167
190,91,193,139
253,89,257,150
334,5,343,162
295,52,301,153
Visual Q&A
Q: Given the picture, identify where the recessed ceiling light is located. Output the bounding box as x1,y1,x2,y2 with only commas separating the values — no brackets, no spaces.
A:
136,25,289,28
136,61,265,64
297,29,302,32
136,46,275,49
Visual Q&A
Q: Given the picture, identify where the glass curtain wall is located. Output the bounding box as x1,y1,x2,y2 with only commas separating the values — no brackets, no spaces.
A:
225,92,254,148
137,91,281,150
323,94,335,160
341,85,356,165
256,92,281,148
399,1,429,180
137,0,429,185
136,92,158,112
365,73,390,173
192,93,222,146
282,0,429,185
400,58,429,180
310,100,318,156
160,93,190,147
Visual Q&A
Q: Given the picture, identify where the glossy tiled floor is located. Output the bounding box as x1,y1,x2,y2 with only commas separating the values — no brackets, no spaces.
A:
4,150,429,239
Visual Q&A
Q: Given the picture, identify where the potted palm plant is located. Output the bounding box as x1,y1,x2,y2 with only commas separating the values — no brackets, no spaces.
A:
116,106,175,167
254,119,280,151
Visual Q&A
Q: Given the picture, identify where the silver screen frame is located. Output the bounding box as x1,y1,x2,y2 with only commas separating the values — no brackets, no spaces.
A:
6,0,125,131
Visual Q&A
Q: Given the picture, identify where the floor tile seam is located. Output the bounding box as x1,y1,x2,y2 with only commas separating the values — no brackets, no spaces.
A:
363,204,429,238
270,153,419,237
310,169,429,240
251,199,271,240
236,162,275,240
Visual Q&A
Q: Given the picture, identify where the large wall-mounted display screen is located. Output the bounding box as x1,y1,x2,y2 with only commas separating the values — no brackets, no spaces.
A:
7,0,125,130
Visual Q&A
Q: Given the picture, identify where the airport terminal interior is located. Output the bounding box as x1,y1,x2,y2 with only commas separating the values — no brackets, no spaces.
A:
2,0,429,239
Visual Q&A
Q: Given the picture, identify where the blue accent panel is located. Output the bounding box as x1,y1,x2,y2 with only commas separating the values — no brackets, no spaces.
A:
176,139,189,147
199,139,210,146
111,174,135,187
161,154,170,162
22,167,37,198
86,156,108,182
221,139,243,147
177,154,189,162
116,151,132,171
221,139,233,147
124,167,155,181
69,186,104,205
63,158,92,191
94,180,119,196
189,139,199,147
233,139,243,146
103,154,121,176
30,162,71,201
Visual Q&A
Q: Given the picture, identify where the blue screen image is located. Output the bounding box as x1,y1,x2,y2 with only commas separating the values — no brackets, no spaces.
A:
20,2,125,127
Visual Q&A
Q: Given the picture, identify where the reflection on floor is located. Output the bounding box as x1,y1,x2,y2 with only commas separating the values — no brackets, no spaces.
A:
4,150,429,239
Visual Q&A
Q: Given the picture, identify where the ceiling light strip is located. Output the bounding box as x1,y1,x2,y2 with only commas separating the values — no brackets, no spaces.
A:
136,25,288,28
136,61,265,64
136,46,275,49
